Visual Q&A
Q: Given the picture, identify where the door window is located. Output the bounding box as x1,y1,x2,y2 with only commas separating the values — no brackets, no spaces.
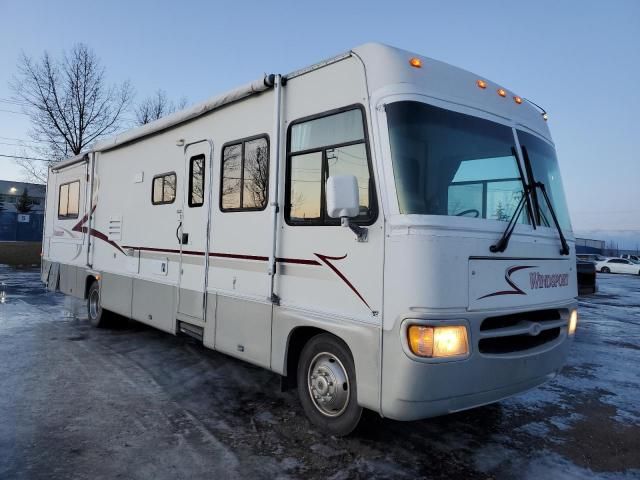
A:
285,106,376,225
188,155,205,207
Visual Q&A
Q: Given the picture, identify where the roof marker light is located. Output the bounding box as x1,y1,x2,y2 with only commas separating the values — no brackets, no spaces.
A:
409,57,422,68
497,88,507,97
476,79,487,89
542,113,549,121
514,96,523,104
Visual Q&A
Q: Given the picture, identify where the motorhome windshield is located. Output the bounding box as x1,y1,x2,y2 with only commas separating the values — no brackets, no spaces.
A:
517,129,572,231
386,101,529,223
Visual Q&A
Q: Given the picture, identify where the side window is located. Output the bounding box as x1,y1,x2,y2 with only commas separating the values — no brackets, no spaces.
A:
285,106,375,225
220,136,269,211
152,172,176,205
58,180,80,219
189,155,205,207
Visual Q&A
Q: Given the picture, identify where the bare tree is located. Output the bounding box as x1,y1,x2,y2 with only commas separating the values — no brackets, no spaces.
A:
135,90,188,126
10,43,133,181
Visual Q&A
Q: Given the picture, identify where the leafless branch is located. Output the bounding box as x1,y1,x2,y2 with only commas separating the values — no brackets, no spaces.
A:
134,90,188,126
10,43,133,176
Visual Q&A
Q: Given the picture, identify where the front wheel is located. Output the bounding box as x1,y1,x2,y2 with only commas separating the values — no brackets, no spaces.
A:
297,333,362,436
600,267,610,273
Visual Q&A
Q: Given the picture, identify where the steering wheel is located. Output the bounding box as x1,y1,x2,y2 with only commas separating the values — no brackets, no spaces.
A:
456,209,480,218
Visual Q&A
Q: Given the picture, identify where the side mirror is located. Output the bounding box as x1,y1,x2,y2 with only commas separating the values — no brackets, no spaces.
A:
326,175,360,219
326,175,368,242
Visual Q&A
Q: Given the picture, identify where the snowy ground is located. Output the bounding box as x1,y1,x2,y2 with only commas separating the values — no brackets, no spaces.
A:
0,266,638,479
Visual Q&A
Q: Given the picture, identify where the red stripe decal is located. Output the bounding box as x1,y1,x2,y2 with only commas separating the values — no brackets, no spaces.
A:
71,206,124,255
314,253,371,311
211,252,268,262
276,257,321,266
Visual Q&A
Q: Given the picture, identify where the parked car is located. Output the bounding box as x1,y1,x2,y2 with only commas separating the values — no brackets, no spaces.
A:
576,259,597,295
621,254,640,262
577,254,606,262
596,258,640,275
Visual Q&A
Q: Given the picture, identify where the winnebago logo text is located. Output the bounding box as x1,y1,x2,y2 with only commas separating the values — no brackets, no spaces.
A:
478,265,569,300
529,272,569,289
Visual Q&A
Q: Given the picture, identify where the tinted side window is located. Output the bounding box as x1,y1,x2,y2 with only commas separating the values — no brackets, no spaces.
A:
189,155,205,207
152,173,176,205
221,136,269,211
286,106,375,226
58,180,80,219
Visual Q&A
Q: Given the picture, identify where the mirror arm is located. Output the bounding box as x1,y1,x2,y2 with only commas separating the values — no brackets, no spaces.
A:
341,217,368,242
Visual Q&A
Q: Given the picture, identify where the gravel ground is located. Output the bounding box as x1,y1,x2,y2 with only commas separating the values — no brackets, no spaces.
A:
0,266,638,479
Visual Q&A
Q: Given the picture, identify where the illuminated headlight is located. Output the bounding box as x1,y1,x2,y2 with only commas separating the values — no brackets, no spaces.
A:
408,325,469,358
568,309,578,335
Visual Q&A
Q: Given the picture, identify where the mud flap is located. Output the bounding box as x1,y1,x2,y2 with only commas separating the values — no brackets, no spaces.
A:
47,262,60,292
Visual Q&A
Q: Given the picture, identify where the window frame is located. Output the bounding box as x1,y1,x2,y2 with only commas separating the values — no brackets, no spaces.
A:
57,180,80,220
151,171,177,205
188,154,206,208
219,133,270,213
284,103,378,227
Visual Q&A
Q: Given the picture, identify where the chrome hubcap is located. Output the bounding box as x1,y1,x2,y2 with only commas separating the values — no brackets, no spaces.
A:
307,352,350,417
89,289,99,320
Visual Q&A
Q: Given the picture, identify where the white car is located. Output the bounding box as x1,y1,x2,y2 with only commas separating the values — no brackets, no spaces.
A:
596,258,640,275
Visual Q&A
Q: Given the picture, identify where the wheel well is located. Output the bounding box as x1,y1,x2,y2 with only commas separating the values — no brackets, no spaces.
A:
282,326,327,391
84,275,98,299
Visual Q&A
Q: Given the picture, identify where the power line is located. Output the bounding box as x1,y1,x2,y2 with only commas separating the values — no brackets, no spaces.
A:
0,98,28,107
0,141,40,148
0,135,47,145
0,153,50,162
0,108,27,115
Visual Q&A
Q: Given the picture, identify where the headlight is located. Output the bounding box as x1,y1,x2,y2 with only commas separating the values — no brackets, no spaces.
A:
568,309,578,335
408,325,469,358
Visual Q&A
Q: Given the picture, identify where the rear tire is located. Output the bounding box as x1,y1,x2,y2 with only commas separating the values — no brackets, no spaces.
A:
87,281,112,328
297,333,363,436
601,267,610,273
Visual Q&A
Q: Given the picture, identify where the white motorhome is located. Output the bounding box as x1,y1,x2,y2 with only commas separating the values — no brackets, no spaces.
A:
42,43,578,435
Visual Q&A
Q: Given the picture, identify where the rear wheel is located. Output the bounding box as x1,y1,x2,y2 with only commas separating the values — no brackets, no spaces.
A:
87,281,113,328
297,333,362,436
601,267,610,273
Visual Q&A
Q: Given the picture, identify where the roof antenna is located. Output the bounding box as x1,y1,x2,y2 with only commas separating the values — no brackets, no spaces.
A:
524,98,549,121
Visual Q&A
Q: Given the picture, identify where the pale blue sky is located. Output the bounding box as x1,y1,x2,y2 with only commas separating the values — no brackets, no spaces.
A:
0,0,638,235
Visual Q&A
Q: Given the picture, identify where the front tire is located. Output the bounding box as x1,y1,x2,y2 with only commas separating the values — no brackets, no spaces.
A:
87,281,112,328
297,333,362,436
601,267,610,273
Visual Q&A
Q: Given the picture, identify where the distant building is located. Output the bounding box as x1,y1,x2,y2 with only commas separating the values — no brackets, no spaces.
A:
575,237,605,255
0,180,46,213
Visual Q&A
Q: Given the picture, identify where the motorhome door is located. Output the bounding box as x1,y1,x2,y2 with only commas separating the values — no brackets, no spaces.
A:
177,140,213,322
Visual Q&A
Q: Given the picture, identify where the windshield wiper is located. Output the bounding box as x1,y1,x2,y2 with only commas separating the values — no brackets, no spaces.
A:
532,181,570,255
490,186,531,253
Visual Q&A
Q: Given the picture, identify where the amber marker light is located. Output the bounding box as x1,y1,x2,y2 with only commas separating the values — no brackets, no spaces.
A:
476,79,487,89
569,309,578,335
497,88,507,97
408,325,469,358
409,57,422,68
514,96,523,104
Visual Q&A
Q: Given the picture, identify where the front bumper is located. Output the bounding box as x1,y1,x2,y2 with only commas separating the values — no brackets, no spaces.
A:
380,301,576,421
